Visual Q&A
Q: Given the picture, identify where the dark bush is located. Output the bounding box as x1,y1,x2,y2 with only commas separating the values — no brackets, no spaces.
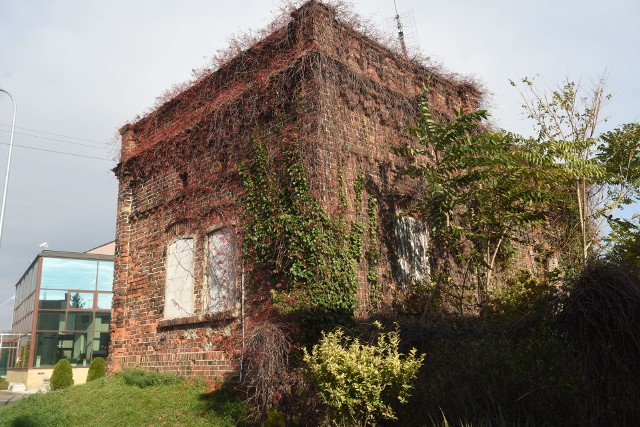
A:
86,357,106,382
388,315,579,427
50,359,74,390
562,259,640,425
390,259,640,426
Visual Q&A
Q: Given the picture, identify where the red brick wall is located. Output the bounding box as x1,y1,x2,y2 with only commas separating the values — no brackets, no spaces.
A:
108,1,478,380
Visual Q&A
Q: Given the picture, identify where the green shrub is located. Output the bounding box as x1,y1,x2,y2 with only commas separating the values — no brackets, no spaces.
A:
50,359,74,390
0,378,9,390
303,322,424,426
487,270,557,318
119,369,181,388
263,408,286,427
86,357,106,382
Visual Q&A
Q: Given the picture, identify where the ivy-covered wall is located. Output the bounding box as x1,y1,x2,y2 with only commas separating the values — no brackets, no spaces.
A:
108,1,480,380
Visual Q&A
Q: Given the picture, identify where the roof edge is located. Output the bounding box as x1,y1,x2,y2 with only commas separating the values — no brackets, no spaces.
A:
39,250,114,262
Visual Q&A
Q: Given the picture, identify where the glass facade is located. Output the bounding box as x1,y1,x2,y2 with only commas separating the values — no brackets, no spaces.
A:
0,338,18,376
10,253,114,369
12,266,37,335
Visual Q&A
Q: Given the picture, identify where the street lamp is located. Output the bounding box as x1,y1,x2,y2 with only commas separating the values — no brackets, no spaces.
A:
0,89,16,250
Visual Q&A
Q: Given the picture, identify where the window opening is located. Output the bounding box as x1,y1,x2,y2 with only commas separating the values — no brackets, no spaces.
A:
164,238,195,319
206,229,236,313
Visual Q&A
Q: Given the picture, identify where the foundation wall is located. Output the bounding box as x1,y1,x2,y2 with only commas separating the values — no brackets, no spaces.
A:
6,367,89,391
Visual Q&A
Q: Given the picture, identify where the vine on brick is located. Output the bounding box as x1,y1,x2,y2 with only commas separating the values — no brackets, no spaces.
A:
366,195,380,304
353,172,365,207
338,172,348,210
240,142,364,326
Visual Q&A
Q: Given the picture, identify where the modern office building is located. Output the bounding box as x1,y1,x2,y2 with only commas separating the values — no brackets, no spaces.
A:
4,242,114,390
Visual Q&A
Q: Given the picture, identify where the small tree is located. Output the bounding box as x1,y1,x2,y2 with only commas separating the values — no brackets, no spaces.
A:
50,359,74,390
70,292,86,309
397,87,552,312
16,341,30,368
303,322,424,426
513,75,640,261
604,215,640,266
86,357,106,382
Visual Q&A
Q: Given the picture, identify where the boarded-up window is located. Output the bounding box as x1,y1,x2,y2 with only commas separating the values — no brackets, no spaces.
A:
395,217,430,284
206,228,236,313
164,238,194,319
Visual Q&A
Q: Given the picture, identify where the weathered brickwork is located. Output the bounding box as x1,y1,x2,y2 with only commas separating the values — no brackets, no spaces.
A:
109,1,479,380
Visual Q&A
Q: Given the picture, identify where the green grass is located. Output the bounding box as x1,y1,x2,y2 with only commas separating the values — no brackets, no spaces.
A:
0,370,248,427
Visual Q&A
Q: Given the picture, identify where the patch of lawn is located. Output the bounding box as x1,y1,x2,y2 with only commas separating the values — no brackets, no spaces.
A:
0,371,247,427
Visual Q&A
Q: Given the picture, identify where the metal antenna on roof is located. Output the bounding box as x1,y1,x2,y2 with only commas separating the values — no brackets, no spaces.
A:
393,0,408,58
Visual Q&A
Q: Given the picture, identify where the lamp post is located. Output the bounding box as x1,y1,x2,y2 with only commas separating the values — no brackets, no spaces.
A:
0,89,16,250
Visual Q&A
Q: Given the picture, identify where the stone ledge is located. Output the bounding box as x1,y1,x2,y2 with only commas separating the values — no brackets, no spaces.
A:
157,311,236,328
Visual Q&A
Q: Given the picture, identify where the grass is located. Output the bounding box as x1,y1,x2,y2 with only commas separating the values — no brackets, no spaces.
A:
0,370,247,427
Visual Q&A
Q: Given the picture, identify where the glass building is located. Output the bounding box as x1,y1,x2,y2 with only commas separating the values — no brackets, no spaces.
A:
0,333,18,377
6,246,113,386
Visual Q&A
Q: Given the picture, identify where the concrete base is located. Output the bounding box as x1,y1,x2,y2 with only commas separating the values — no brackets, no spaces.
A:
6,367,89,391
8,383,26,392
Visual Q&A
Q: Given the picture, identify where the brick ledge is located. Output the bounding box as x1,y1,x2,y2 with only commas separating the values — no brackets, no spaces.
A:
158,311,235,328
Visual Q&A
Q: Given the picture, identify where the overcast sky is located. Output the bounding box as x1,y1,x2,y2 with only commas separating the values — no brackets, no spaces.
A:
0,0,638,330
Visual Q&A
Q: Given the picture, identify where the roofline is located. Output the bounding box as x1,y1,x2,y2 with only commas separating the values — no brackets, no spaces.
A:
13,250,114,289
84,240,116,253
39,250,114,262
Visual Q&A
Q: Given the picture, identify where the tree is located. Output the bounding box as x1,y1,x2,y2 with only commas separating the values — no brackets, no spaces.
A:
513,75,640,262
70,292,86,309
397,87,551,313
602,213,640,267
16,340,30,368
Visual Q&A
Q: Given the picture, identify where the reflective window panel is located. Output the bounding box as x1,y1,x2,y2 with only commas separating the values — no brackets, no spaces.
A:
41,258,98,290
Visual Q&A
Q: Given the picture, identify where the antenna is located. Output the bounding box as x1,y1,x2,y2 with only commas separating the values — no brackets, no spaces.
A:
385,2,420,58
393,0,408,58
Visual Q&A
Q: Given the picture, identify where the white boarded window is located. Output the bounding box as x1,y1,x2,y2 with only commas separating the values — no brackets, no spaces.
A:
164,238,194,319
206,228,236,313
395,217,430,284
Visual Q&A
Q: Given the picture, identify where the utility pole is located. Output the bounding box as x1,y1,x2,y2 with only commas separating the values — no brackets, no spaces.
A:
0,89,16,250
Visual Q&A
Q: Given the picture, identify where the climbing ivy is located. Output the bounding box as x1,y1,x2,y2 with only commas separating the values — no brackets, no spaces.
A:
366,195,380,304
338,172,348,210
354,172,365,207
240,142,365,327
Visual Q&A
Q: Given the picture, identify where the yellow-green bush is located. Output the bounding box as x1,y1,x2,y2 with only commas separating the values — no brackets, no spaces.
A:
303,322,424,426
487,270,557,318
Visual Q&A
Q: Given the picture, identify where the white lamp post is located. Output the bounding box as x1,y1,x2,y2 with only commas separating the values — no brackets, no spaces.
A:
0,89,16,250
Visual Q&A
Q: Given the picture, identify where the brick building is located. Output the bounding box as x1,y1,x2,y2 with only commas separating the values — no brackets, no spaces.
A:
109,1,480,380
